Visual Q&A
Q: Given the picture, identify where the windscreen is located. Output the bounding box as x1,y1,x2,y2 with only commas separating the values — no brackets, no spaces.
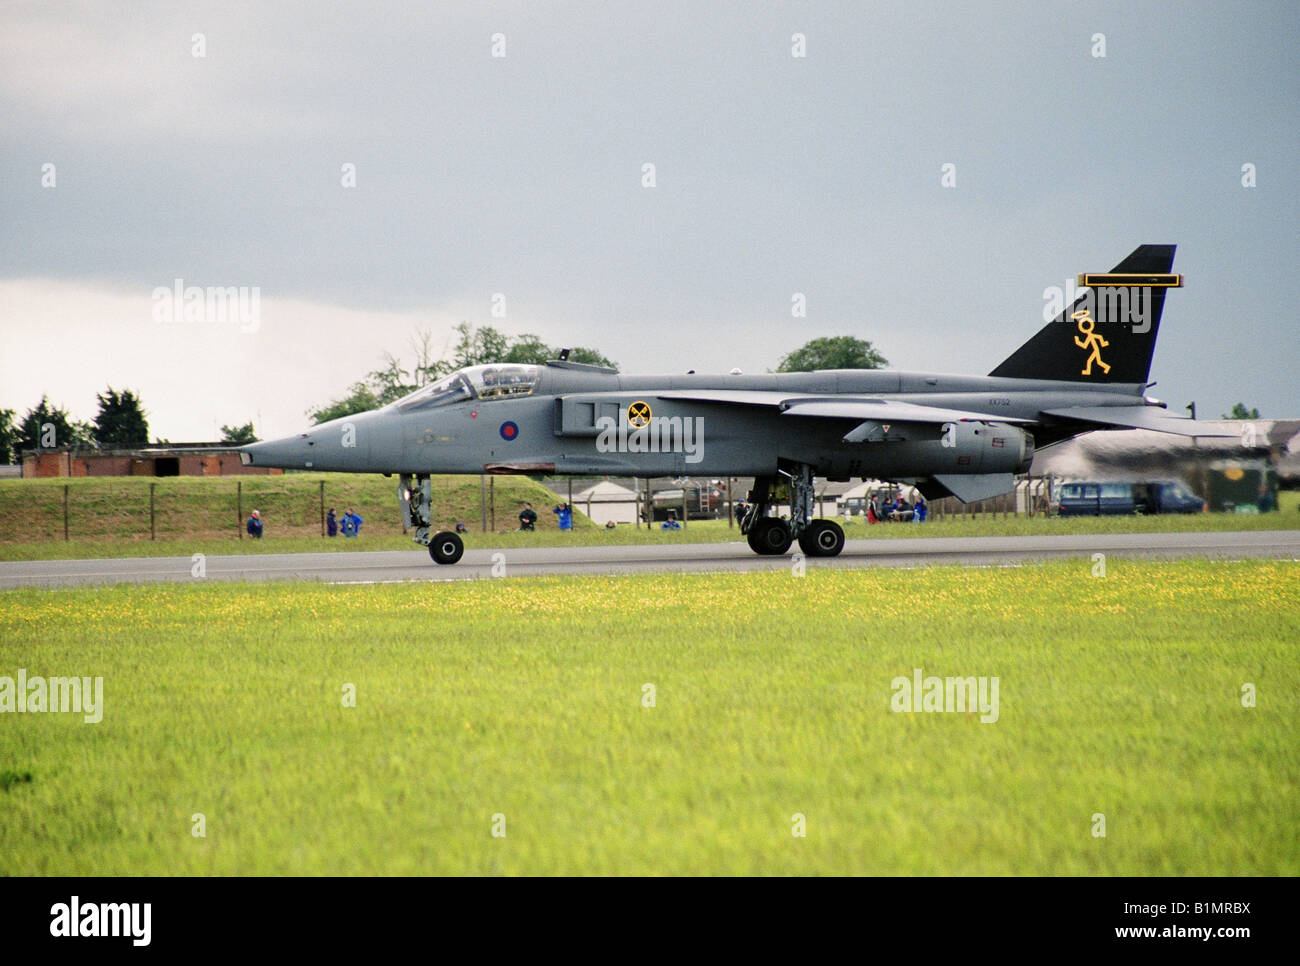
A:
394,372,474,413
390,364,541,413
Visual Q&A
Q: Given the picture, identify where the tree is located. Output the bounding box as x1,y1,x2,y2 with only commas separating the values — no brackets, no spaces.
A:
439,323,619,370
776,336,888,372
1223,402,1261,420
93,388,149,448
72,420,96,447
220,423,258,444
308,328,456,423
501,334,553,365
0,408,16,464
17,396,94,452
307,324,620,423
501,336,618,370
567,347,618,369
408,328,454,386
451,322,511,368
309,382,381,425
367,354,418,406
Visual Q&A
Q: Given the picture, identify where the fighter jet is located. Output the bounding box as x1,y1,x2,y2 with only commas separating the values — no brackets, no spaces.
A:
242,244,1231,564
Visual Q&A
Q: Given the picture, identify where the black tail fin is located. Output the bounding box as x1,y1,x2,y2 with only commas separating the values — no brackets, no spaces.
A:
989,244,1176,384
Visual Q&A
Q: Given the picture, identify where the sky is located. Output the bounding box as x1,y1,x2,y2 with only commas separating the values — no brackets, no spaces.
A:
2,0,1296,441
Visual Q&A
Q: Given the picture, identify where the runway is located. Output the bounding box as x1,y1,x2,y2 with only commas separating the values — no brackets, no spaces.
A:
2,530,1297,588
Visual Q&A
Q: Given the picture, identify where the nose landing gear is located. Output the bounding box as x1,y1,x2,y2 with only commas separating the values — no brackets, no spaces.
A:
429,530,464,565
399,473,464,565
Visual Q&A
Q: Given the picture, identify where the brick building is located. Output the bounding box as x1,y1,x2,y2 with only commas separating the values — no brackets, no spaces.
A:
20,445,281,478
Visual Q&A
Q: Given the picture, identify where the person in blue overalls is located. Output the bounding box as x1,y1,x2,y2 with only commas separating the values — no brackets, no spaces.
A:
340,507,363,537
553,502,573,530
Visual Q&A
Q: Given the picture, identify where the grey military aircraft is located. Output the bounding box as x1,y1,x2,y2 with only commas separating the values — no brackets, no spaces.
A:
242,244,1231,564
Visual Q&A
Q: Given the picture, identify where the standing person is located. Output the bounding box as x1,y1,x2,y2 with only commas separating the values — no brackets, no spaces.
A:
326,508,338,537
518,502,537,531
246,509,263,539
552,502,573,530
867,495,880,524
913,494,927,523
1257,484,1274,513
340,507,363,537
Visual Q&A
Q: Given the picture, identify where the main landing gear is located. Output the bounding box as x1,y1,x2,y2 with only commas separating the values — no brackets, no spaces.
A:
398,473,463,565
739,464,845,558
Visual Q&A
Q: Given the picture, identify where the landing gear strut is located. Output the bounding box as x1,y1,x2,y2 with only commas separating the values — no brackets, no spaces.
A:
739,464,844,558
399,473,463,565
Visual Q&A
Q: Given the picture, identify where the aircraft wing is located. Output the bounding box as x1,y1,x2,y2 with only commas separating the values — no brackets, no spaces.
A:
778,400,1033,424
655,389,797,407
656,390,1030,424
1041,406,1238,437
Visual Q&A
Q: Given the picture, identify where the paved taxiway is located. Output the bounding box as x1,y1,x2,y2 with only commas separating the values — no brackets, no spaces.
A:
2,530,1297,588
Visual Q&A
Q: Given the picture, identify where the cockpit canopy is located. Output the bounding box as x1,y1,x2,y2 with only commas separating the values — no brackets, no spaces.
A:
390,364,542,413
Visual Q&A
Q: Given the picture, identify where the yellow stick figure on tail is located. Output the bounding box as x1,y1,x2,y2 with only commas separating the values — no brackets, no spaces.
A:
1072,310,1110,376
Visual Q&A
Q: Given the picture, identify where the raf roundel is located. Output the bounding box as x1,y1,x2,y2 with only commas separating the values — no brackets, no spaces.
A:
499,421,519,441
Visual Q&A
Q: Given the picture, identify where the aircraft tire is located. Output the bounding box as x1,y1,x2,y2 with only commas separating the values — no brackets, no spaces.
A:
747,518,793,555
429,531,464,565
798,519,845,558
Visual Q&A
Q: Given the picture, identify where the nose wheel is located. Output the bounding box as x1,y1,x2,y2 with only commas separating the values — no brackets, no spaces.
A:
429,530,464,565
400,474,466,565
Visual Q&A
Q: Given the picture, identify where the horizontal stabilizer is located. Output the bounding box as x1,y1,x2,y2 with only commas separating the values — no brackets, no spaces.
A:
931,473,1016,503
1043,406,1237,437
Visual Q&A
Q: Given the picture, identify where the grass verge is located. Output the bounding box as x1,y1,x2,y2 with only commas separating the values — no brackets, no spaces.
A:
1,559,1295,875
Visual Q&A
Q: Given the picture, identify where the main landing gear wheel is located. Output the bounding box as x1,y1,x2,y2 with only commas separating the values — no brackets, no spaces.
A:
746,518,793,555
798,519,845,558
429,531,464,565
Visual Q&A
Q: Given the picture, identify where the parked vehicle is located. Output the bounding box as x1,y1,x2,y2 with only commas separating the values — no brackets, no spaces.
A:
1206,460,1278,513
1055,480,1205,516
646,483,726,521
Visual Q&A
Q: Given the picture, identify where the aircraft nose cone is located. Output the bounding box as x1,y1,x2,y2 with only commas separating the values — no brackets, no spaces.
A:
240,434,308,468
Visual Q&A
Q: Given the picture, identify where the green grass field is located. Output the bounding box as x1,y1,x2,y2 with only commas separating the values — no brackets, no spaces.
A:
1,559,1296,875
1,475,1296,561
0,473,583,542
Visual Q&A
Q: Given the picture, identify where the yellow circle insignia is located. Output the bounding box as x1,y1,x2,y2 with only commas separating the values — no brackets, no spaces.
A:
627,400,652,428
